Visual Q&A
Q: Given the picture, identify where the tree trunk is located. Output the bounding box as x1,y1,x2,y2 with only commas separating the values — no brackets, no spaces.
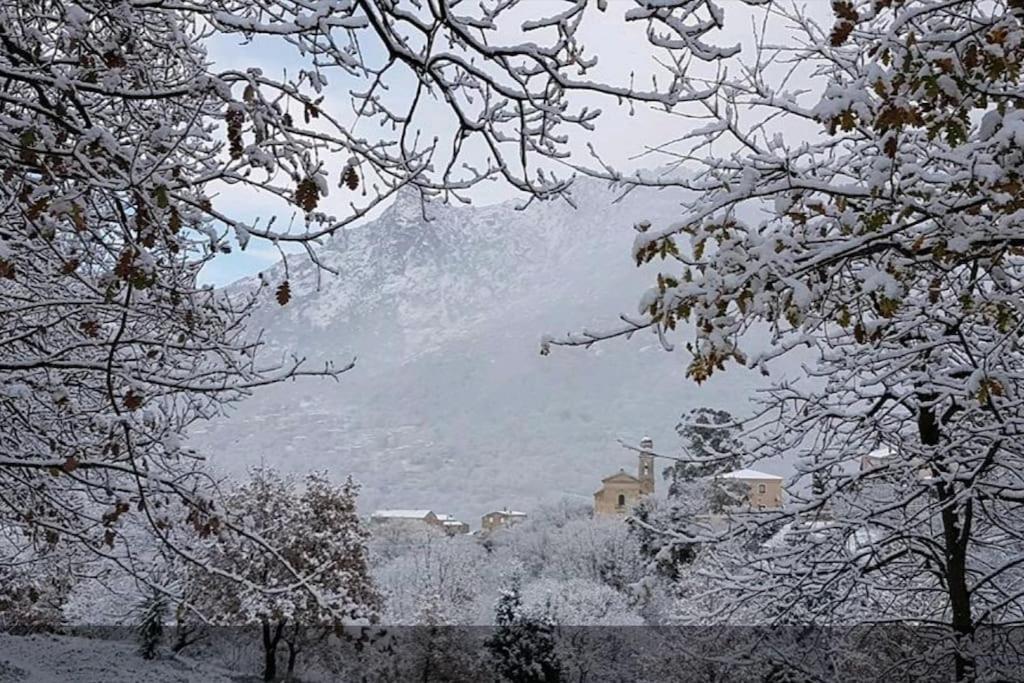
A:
285,638,299,680
421,631,433,682
919,401,976,681
262,618,284,681
942,506,976,682
172,622,196,653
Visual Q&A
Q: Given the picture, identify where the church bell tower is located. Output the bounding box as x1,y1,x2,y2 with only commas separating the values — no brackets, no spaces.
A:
638,436,655,495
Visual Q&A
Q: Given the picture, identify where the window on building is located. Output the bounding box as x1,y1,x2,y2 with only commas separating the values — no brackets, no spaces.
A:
758,483,767,494
617,493,625,507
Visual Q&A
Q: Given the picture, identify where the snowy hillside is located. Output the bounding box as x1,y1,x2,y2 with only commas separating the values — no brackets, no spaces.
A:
191,180,786,524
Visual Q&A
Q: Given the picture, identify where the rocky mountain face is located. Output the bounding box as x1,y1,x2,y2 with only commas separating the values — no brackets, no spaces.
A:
190,180,779,525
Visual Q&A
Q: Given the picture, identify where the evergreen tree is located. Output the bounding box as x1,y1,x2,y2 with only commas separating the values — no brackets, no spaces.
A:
629,499,697,581
667,407,743,493
706,478,753,515
631,408,747,580
402,594,479,682
669,407,753,516
136,589,168,660
486,578,561,683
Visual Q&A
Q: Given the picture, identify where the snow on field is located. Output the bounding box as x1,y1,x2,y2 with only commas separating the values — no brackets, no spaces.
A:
0,634,234,683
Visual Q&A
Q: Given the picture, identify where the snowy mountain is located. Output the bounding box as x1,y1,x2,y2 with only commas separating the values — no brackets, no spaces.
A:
190,180,782,524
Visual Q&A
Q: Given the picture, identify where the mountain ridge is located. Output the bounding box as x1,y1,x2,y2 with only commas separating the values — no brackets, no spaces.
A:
192,179,782,524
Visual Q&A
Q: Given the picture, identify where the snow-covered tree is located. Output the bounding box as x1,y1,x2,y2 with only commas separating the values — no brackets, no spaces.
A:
373,531,492,625
548,1,1024,678
521,577,643,683
629,498,699,583
192,467,378,681
492,510,645,593
632,409,747,581
0,546,74,634
0,0,750,610
395,594,483,683
486,577,561,683
521,577,643,627
538,516,646,592
668,407,744,489
135,587,167,660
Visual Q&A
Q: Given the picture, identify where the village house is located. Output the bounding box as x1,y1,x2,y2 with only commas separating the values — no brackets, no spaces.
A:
860,445,894,473
481,508,527,532
371,509,470,534
370,509,440,529
860,445,933,483
435,514,470,535
593,437,656,516
716,469,784,510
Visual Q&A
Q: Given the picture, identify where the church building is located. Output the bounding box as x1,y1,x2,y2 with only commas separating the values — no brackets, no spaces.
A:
593,437,656,516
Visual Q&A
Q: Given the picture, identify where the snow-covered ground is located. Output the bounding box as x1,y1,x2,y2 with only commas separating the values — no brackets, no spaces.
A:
0,634,234,683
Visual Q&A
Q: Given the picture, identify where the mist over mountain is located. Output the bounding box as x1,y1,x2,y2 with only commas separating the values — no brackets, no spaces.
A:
191,179,785,524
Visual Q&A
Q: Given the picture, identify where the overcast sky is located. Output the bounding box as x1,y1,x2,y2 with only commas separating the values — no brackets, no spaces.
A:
201,1,832,286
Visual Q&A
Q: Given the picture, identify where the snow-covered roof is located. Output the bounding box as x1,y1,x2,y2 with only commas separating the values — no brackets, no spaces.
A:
441,520,465,526
865,446,895,459
601,470,640,483
371,509,434,519
765,519,836,549
434,513,454,521
488,509,527,517
719,468,783,481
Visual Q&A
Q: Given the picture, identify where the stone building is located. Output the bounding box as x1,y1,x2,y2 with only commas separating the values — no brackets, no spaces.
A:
436,514,470,535
860,445,933,482
481,508,527,532
370,509,440,529
371,509,471,534
717,469,784,510
593,437,656,516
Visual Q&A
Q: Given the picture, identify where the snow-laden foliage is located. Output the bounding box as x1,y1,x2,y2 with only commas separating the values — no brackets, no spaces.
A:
188,467,378,680
370,517,655,681
520,577,644,627
369,501,652,627
194,467,378,623
486,577,562,683
0,546,74,633
372,528,492,625
0,0,348,575
549,1,1024,678
0,0,763,625
134,588,167,660
667,407,743,487
498,513,648,591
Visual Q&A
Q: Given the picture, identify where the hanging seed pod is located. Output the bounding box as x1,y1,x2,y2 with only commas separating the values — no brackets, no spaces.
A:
342,164,359,191
275,280,291,306
225,105,244,160
294,177,319,212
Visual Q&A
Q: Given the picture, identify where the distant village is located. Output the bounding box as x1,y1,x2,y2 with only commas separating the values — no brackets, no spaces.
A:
368,436,791,535
368,507,529,536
